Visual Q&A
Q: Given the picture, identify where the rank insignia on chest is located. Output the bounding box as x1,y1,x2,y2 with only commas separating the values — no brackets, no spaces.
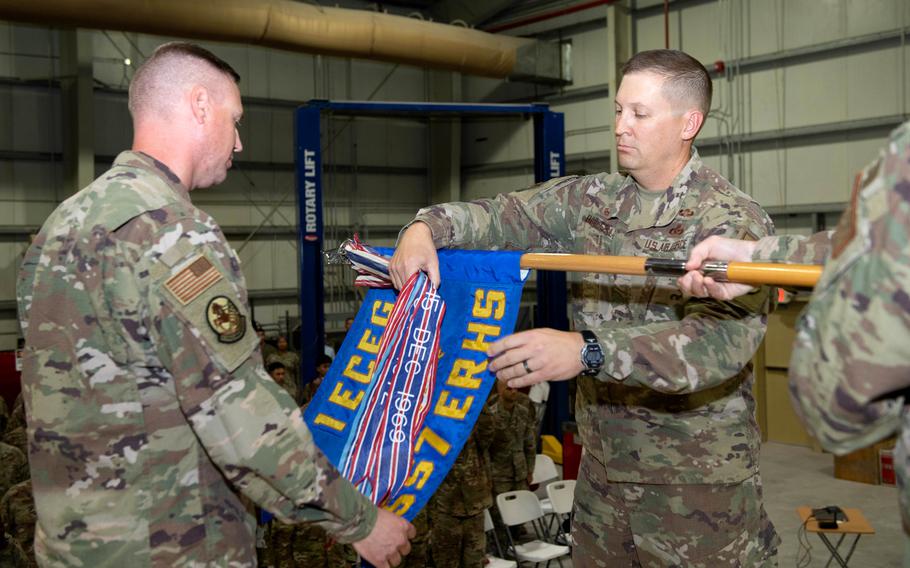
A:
206,296,246,343
668,223,685,236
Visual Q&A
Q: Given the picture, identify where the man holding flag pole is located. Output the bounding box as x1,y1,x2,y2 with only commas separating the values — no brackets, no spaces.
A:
679,119,910,564
391,49,780,567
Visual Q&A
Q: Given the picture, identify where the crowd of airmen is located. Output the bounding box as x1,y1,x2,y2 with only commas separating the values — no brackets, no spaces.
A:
0,344,542,568
0,394,36,567
258,335,541,568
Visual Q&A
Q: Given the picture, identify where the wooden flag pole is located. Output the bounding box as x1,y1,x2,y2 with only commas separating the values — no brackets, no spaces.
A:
519,253,822,288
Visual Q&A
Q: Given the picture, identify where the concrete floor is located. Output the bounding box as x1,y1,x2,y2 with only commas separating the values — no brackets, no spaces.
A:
524,441,902,567
761,441,902,567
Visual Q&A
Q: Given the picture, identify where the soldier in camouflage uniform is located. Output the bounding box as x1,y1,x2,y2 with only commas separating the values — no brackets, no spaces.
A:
0,442,29,502
400,508,429,568
1,479,36,568
429,398,494,568
0,397,8,438
683,118,910,563
8,394,25,432
267,360,299,403
486,380,536,547
391,49,779,567
2,427,27,457
267,336,301,395
0,526,30,568
15,42,412,568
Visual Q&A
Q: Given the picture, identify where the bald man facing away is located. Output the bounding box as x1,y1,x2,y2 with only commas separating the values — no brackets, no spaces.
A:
16,42,413,568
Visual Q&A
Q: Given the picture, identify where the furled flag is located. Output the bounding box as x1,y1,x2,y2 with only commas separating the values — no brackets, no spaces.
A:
303,239,528,520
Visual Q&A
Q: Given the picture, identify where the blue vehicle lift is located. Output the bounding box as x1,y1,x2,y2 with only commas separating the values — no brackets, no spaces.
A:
295,99,570,436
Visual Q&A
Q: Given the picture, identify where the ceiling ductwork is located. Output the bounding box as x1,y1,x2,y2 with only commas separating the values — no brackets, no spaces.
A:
0,0,568,82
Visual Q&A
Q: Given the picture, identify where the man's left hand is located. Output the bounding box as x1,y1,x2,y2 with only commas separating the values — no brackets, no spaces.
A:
487,329,585,389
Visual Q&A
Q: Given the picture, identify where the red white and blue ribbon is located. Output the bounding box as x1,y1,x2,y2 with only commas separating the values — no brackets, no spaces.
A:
303,240,527,521
341,270,444,504
343,236,393,288
337,236,444,505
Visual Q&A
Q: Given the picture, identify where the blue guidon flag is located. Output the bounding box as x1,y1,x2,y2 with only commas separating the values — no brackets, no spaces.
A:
303,238,528,520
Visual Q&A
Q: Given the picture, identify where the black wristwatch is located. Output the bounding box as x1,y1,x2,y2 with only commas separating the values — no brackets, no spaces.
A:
579,330,604,376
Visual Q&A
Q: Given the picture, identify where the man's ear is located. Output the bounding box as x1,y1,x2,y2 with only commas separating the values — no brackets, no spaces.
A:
190,85,210,125
681,109,704,141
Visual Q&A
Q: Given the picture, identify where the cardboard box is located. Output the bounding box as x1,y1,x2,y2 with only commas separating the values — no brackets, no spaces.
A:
834,437,896,484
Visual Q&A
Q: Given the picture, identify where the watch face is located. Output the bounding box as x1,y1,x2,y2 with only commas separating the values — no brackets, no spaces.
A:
584,344,605,368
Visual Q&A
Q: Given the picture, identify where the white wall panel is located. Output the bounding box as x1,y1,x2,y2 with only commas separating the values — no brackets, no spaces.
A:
462,119,532,166
845,48,904,119
233,238,300,290
462,172,535,202
846,0,906,36
569,26,610,89
782,0,846,50
0,242,27,301
555,99,611,157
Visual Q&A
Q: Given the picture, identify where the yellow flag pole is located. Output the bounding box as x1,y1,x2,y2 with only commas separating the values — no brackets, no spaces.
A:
519,253,822,288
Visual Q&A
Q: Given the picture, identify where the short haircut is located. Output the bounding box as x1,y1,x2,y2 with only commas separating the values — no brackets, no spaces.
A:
620,49,712,116
266,361,286,374
317,354,333,366
128,42,240,120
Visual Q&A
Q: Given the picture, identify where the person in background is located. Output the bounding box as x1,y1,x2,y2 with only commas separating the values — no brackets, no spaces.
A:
429,401,494,568
390,48,779,567
301,354,333,405
255,320,278,362
267,335,301,400
487,380,536,546
679,119,910,565
16,41,412,567
267,361,298,404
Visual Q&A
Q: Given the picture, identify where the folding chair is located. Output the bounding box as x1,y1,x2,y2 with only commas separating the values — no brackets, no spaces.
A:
496,490,571,567
533,454,560,518
532,454,560,485
483,508,518,568
546,479,576,546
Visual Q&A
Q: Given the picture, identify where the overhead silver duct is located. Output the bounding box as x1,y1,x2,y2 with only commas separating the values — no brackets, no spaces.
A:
0,0,567,81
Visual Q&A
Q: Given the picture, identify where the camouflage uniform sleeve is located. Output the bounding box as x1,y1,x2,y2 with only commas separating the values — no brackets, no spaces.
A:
407,176,587,250
752,231,833,264
788,130,910,454
474,403,495,454
592,203,773,394
15,233,45,333
523,406,536,476
143,218,376,543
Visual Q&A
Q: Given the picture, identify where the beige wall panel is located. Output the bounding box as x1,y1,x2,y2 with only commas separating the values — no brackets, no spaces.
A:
463,172,534,202
765,369,814,447
462,119,531,166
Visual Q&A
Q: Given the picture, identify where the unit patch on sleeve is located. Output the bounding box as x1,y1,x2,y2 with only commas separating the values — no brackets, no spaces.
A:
206,296,247,344
164,255,223,305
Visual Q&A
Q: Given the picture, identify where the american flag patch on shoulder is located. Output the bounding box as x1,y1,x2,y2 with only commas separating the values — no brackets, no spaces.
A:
164,255,223,305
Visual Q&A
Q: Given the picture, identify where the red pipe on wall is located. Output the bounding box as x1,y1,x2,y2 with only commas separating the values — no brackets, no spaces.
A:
485,0,616,34
664,0,669,48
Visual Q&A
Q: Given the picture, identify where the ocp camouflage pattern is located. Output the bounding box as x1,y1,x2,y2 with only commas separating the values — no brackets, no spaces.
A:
17,151,375,567
785,120,910,538
411,148,780,560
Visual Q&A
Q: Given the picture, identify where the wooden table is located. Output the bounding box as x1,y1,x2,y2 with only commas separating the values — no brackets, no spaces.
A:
796,506,875,568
